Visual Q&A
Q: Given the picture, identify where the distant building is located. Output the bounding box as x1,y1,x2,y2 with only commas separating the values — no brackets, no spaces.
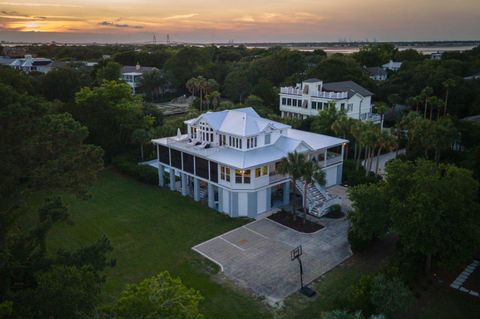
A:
382,59,402,71
121,64,160,95
9,55,54,73
366,66,387,81
2,47,27,58
279,78,380,123
120,63,174,95
431,51,443,60
152,107,347,218
464,72,480,80
0,56,15,66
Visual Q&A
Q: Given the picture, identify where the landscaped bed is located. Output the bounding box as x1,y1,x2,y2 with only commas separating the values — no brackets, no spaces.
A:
268,209,324,233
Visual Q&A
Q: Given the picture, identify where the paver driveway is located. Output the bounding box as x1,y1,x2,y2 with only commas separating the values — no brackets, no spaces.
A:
193,217,352,303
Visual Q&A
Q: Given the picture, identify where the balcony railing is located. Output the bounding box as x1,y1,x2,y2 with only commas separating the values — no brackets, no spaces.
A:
366,113,382,123
166,137,222,156
318,153,343,167
280,87,348,99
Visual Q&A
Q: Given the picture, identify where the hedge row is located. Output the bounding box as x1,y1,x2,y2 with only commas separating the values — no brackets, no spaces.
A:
112,155,162,185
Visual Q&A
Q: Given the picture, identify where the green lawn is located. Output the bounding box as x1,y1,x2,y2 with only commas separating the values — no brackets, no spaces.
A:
47,169,271,319
45,169,480,319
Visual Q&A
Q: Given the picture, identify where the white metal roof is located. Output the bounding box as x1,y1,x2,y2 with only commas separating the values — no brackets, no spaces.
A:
152,129,347,169
185,107,290,137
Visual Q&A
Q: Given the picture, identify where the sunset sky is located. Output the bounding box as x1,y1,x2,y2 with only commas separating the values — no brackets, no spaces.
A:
0,0,479,43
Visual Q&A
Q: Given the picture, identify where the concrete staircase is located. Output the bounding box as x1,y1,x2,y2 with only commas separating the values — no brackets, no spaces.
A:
295,179,339,217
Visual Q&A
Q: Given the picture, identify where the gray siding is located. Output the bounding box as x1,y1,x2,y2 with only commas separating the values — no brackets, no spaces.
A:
231,192,239,217
248,192,257,218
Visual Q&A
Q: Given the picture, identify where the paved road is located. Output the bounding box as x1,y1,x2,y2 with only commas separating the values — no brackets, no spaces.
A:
193,218,352,304
362,149,406,176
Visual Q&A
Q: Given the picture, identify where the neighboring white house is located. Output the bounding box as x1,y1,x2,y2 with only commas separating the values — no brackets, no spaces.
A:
464,72,480,80
120,64,159,95
151,107,347,218
8,55,54,73
366,67,388,81
279,79,380,123
382,60,402,71
431,51,443,60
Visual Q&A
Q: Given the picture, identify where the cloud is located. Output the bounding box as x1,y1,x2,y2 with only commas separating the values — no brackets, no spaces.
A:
0,2,82,8
163,13,198,20
98,21,143,29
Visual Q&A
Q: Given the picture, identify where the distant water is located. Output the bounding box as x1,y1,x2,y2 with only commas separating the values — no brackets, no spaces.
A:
246,45,477,55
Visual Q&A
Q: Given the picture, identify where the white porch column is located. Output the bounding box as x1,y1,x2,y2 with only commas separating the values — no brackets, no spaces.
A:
324,149,328,168
181,173,188,196
193,178,200,201
158,164,165,187
169,168,175,191
208,183,215,209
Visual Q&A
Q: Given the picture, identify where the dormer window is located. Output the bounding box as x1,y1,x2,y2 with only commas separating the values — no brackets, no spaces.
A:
246,137,257,149
303,84,309,94
265,133,271,145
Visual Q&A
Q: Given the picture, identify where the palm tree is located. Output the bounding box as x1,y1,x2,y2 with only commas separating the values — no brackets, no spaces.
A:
300,160,326,224
421,86,433,119
374,102,388,130
442,78,455,115
207,90,221,110
331,114,352,159
186,77,197,97
428,96,443,120
196,76,207,112
374,132,397,175
278,152,306,221
350,122,366,171
131,128,152,161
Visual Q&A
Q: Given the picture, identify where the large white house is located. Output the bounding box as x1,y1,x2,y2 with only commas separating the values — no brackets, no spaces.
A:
8,55,54,73
382,60,402,71
120,64,159,95
279,79,380,123
151,107,347,218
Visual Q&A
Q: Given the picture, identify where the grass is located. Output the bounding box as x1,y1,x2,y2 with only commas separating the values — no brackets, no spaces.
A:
43,169,480,319
46,168,271,319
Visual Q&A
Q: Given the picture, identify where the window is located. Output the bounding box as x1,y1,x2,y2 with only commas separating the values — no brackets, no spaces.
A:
340,103,345,111
244,169,251,184
235,169,251,184
191,127,197,139
262,165,268,175
282,97,286,105
235,169,242,183
292,99,297,107
347,103,353,112
287,98,292,106
220,165,231,182
255,165,268,178
246,137,257,149
265,133,271,145
312,101,317,109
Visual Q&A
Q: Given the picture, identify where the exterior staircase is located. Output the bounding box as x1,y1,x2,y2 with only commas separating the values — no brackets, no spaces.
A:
295,179,341,217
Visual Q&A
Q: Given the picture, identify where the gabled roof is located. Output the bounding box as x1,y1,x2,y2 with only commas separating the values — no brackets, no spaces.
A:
287,129,347,150
366,66,387,77
186,107,290,137
322,81,374,98
303,78,322,83
0,57,15,66
121,65,159,74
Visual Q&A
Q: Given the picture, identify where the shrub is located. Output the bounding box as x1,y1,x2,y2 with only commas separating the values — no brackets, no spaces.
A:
112,155,161,185
342,160,379,186
348,230,372,252
370,274,413,318
329,204,342,214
